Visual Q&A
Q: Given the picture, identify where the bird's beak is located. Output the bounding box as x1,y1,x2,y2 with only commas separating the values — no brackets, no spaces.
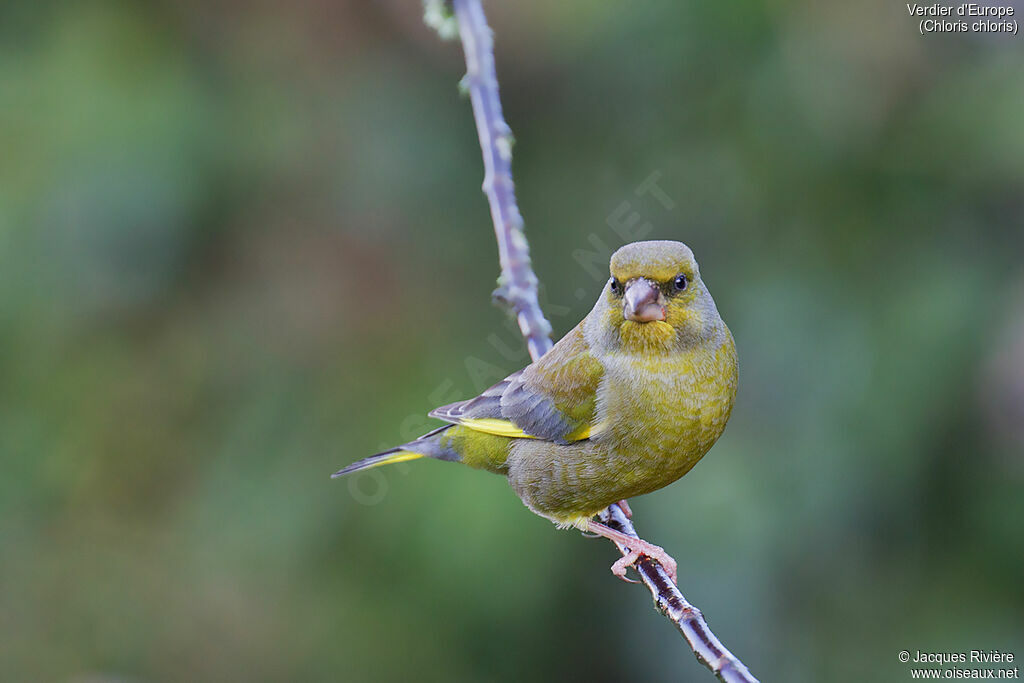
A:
623,279,666,322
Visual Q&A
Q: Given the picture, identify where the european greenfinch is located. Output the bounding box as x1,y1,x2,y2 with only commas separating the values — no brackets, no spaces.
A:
334,240,737,580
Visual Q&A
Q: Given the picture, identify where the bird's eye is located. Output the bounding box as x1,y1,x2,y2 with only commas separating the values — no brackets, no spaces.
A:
609,278,623,295
673,274,688,291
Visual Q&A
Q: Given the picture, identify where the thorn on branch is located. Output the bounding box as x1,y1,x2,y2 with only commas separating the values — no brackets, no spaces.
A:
491,284,511,308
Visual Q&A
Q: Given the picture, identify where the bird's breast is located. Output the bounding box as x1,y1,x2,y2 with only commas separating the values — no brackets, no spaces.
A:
595,334,737,485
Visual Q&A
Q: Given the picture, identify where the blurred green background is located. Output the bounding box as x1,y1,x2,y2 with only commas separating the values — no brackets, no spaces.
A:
2,1,1022,681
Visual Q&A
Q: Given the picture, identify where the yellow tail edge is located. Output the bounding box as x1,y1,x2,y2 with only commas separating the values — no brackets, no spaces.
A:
331,451,423,478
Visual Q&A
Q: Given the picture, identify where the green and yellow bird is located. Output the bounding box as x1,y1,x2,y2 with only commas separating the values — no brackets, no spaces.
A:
334,240,737,580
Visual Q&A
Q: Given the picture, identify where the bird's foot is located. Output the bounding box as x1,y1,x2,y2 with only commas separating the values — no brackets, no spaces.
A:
606,540,679,581
615,499,632,518
586,520,678,584
609,542,677,583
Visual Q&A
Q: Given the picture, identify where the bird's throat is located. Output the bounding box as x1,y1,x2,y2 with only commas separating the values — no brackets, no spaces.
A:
619,320,676,353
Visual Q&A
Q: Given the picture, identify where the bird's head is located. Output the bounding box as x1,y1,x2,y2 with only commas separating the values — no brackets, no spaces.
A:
587,240,725,355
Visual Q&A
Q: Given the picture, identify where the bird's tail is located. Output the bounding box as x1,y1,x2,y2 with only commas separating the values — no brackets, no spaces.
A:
330,448,423,477
331,425,453,478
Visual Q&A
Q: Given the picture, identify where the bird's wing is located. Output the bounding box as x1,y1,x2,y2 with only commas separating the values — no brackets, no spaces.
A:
429,325,604,444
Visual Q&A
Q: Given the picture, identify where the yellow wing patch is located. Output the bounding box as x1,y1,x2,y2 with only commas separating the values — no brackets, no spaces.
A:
459,418,538,439
458,417,603,442
567,422,603,441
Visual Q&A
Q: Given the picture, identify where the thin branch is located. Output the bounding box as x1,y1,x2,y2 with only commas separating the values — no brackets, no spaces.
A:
441,2,759,681
451,0,553,362
599,504,759,683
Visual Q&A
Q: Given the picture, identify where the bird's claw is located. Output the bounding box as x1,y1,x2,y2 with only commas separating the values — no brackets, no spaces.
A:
609,541,678,584
610,551,642,583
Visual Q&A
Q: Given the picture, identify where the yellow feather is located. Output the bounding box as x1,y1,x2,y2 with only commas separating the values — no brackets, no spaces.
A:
459,418,538,439
459,417,602,442
567,422,604,440
363,452,423,469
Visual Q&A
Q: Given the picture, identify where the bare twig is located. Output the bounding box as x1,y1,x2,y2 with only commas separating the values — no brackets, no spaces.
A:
441,1,759,681
451,0,553,362
599,504,759,683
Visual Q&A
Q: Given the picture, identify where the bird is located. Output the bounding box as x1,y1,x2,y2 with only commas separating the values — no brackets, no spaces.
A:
333,240,737,581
